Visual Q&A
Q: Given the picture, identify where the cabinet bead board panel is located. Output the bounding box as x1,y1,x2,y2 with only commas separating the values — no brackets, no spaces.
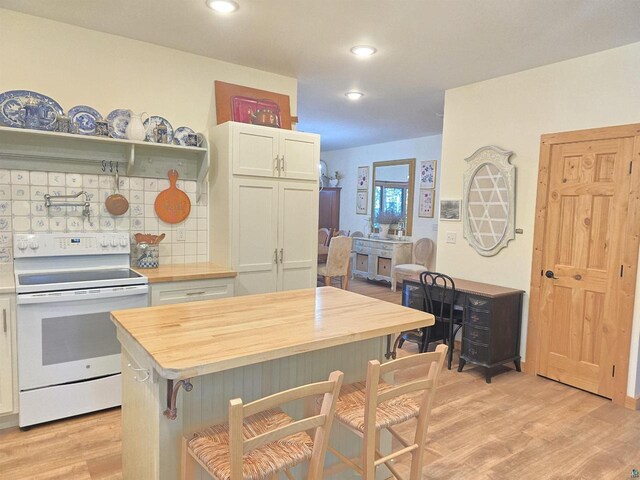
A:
0,168,209,265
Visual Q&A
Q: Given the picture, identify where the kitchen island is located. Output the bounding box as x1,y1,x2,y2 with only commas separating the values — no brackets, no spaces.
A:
111,286,434,480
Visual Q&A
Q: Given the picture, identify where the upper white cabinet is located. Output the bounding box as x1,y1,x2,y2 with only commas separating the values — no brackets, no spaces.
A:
0,295,14,416
210,122,319,296
231,123,319,181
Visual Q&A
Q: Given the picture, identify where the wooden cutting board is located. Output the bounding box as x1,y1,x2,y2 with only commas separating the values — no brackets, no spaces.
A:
154,170,191,224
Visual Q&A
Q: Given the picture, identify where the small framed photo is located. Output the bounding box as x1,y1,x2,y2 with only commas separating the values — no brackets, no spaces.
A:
356,190,368,215
357,166,369,189
418,189,435,218
419,160,436,189
440,199,461,221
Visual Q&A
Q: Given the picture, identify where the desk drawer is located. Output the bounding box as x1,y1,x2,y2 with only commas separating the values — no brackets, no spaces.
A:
465,307,491,327
463,324,490,344
377,257,392,277
462,338,490,363
466,295,491,311
150,278,235,306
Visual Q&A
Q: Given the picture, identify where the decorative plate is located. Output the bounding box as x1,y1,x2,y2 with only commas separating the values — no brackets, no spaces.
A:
173,126,195,146
68,105,102,135
143,116,174,143
106,109,131,139
0,90,63,130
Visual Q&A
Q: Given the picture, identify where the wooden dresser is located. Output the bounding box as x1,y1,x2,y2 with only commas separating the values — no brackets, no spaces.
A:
352,237,412,283
402,277,524,382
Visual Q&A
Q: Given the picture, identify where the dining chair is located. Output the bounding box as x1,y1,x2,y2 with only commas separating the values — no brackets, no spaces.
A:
317,236,353,289
326,345,447,480
391,238,434,291
393,272,462,369
318,228,331,247
182,370,344,480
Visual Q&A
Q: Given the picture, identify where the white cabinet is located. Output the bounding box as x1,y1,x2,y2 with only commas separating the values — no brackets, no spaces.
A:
210,122,319,296
352,238,412,283
149,278,235,306
0,295,15,416
231,179,317,295
231,122,319,181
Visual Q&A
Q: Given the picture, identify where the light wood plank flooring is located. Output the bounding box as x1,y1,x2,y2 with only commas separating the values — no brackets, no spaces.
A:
1,278,639,479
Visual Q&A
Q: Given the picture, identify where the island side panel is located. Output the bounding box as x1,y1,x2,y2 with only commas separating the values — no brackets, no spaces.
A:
156,337,388,480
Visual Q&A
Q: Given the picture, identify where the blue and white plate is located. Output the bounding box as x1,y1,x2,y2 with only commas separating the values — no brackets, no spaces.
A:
106,109,131,139
0,90,63,130
68,105,102,135
144,116,174,143
173,126,195,146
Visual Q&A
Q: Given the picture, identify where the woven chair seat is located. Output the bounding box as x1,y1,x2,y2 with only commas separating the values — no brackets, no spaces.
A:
188,408,313,480
334,380,420,432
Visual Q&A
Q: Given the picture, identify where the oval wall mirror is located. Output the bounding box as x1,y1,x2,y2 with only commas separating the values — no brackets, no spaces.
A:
462,146,516,256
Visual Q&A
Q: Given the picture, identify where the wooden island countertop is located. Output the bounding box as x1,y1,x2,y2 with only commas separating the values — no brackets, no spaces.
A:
111,286,434,380
132,262,237,283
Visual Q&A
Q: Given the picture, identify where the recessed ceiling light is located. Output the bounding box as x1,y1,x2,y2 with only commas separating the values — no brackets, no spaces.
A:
345,91,364,101
206,0,239,13
350,45,377,57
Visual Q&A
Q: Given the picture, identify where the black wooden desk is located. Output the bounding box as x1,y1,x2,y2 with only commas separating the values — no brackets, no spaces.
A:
402,277,524,383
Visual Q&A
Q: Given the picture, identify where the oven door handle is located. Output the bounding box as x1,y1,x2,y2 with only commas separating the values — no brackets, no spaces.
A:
16,285,149,305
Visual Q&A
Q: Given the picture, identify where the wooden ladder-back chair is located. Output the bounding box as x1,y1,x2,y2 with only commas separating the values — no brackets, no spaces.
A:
182,371,344,480
327,345,447,480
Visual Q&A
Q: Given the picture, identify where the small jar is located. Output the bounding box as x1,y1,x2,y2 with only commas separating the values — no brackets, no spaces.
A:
135,243,159,268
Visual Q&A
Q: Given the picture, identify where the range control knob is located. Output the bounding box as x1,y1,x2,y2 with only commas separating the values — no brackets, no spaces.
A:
120,238,128,247
110,238,118,247
100,238,109,248
28,240,39,250
17,239,28,250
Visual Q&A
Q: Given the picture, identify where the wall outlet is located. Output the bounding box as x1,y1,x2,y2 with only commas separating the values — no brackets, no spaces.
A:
446,232,457,244
176,228,186,242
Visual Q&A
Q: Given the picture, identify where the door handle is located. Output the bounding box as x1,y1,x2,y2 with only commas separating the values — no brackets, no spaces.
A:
280,155,285,174
2,309,6,333
279,248,284,264
274,156,280,175
545,270,559,279
274,248,279,264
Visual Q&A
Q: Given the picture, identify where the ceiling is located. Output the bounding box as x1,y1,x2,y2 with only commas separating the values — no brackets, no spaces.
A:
2,0,640,151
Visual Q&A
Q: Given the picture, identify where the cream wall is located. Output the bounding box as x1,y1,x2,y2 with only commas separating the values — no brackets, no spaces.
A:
0,9,297,131
323,134,442,260
437,42,640,397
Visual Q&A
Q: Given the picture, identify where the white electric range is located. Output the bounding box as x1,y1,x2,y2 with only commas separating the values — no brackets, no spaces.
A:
13,233,148,427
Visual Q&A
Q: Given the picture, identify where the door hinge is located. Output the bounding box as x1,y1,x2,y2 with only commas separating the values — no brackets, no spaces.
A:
612,365,616,377
620,265,624,277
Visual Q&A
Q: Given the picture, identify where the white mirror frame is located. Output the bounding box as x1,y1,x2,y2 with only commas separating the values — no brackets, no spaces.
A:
462,146,516,257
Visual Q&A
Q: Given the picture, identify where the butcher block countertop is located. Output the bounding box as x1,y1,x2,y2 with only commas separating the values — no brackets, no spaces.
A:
111,286,434,380
132,262,237,283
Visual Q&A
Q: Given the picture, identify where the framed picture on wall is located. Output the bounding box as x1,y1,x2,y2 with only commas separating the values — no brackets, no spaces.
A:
356,190,368,215
357,166,369,189
418,189,435,218
440,199,461,221
419,160,436,189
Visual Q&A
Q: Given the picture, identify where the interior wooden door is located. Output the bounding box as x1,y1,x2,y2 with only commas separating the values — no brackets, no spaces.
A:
533,127,640,402
232,179,279,295
277,182,318,291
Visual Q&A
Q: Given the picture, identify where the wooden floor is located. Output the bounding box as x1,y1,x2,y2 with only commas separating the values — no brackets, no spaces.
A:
1,278,639,479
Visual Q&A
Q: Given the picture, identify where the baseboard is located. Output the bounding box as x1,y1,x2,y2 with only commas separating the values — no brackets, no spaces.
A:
0,413,19,430
625,395,640,411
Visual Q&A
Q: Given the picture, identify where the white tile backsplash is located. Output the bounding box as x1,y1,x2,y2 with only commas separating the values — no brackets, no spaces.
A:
0,169,207,265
